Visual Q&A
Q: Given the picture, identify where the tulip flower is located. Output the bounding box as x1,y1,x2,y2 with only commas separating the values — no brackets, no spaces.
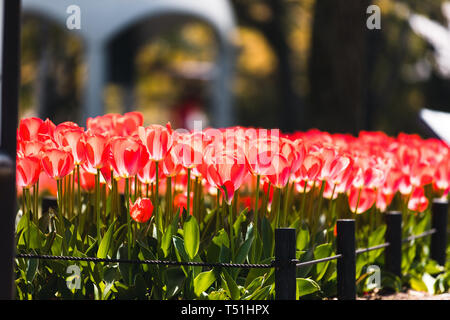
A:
16,155,41,189
206,151,247,204
348,186,376,214
138,124,173,162
408,187,429,212
83,133,110,174
17,117,43,141
110,136,149,179
55,127,86,165
41,148,75,180
129,197,153,223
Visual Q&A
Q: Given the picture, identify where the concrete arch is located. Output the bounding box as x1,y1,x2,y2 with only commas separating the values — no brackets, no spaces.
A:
22,0,237,127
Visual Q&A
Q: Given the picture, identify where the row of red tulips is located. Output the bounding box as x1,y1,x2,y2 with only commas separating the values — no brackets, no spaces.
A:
16,112,450,227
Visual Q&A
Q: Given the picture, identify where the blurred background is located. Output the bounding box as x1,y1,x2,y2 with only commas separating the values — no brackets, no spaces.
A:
18,0,450,136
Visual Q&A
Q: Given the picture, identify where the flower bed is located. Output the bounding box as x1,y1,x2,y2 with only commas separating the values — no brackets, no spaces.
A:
14,112,450,299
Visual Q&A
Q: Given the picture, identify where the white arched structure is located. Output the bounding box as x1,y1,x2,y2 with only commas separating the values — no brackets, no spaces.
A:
22,0,237,127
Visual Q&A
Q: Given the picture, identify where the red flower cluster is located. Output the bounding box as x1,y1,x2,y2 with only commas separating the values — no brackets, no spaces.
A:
16,113,450,215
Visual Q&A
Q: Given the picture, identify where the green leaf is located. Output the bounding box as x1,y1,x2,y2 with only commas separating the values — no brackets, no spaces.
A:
381,272,402,292
183,216,200,260
244,285,272,300
194,270,216,297
410,276,428,292
161,222,175,257
97,220,116,258
314,243,333,281
26,258,39,283
296,278,320,299
221,269,240,300
233,208,248,240
231,235,254,278
424,260,444,275
296,223,310,251
208,289,230,300
173,236,190,262
166,267,186,298
261,217,273,259
235,235,253,265
173,236,202,277
367,224,386,261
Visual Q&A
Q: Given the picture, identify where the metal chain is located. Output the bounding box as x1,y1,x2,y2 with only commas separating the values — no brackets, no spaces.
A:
16,228,443,270
16,253,275,269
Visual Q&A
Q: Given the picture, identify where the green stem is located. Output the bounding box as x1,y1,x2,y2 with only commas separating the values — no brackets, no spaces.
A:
216,188,221,232
125,178,131,259
254,175,260,232
186,168,191,216
282,180,291,227
57,180,67,255
228,199,235,260
166,176,172,227
300,181,308,222
275,187,282,228
77,165,82,213
155,162,159,212
96,169,101,243
23,188,30,249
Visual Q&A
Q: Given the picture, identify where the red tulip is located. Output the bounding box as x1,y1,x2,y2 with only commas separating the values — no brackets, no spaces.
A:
87,113,120,136
138,124,173,162
16,155,41,189
138,160,163,185
129,197,153,223
296,154,323,182
348,186,376,214
83,133,110,174
110,136,148,179
162,148,182,177
245,138,280,177
376,191,394,212
17,140,45,158
206,151,247,204
77,167,96,192
408,187,429,212
264,153,290,189
171,132,203,169
41,148,75,180
56,127,86,165
18,117,43,141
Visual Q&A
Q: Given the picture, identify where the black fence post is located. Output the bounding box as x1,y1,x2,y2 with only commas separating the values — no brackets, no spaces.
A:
431,199,448,266
0,0,21,300
336,219,356,300
385,211,402,277
275,228,296,300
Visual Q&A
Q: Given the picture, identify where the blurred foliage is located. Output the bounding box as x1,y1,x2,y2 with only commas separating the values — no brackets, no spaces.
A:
18,0,450,136
20,15,83,123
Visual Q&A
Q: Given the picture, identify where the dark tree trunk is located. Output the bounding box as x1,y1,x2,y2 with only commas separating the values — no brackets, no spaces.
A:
308,0,370,135
263,1,302,133
231,0,303,133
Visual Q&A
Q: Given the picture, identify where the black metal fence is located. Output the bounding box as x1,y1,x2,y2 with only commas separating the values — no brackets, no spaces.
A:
16,198,449,300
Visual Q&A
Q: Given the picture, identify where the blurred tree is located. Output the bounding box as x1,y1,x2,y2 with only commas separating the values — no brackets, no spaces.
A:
231,0,304,132
308,0,370,135
20,15,83,124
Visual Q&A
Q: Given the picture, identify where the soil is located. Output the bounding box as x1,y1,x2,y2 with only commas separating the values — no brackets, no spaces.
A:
357,289,450,300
